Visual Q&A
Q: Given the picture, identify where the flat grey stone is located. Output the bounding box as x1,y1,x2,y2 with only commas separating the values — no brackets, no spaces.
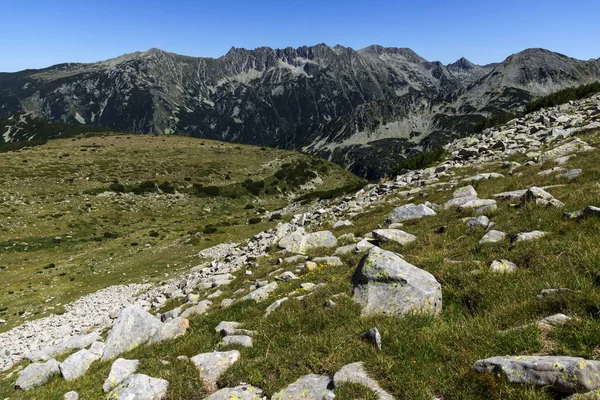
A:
148,317,189,345
335,244,356,255
537,288,571,299
221,335,253,348
160,306,183,322
539,313,571,327
106,373,169,400
514,230,548,243
220,328,256,337
472,356,600,394
180,300,212,318
333,220,354,229
241,282,278,302
278,229,338,254
458,199,497,211
265,297,289,316
101,305,163,361
60,349,100,381
453,185,477,198
272,374,335,400
190,350,240,390
490,260,518,273
103,358,139,393
64,391,79,400
355,239,376,252
479,230,506,244
15,358,60,390
89,341,105,357
352,247,442,317
204,385,264,400
372,229,417,246
277,271,299,282
333,362,393,400
466,216,489,229
215,321,241,333
388,204,436,223
564,206,600,220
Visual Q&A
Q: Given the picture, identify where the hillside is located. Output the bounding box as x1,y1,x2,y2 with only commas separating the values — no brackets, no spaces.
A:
1,45,599,178
0,133,364,337
1,91,600,399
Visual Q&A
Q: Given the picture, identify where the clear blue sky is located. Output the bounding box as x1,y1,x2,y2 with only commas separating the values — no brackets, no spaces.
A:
1,0,599,72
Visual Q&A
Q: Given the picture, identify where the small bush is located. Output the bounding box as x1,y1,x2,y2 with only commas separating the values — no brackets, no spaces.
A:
109,182,126,193
248,217,262,225
244,204,255,210
203,225,217,234
158,181,176,194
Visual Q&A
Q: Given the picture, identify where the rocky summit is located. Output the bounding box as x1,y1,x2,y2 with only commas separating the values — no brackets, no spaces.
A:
1,46,599,178
3,77,600,399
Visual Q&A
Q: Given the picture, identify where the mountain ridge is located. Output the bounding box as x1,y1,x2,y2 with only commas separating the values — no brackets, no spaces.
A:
1,44,599,178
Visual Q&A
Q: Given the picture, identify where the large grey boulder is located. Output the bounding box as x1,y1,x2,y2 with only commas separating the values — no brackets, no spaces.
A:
148,317,189,345
333,362,393,400
215,321,241,333
514,230,548,243
204,385,264,400
272,374,335,400
60,349,100,381
278,229,338,254
372,229,417,246
101,305,163,361
241,282,278,302
472,356,600,394
221,335,253,348
103,358,140,393
26,331,102,362
388,204,436,223
190,350,240,390
15,358,60,390
107,373,169,400
565,206,600,220
457,199,497,211
453,185,478,198
352,247,442,317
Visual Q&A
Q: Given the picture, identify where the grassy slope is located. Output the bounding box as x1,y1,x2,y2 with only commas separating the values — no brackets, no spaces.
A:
3,131,600,399
0,134,363,333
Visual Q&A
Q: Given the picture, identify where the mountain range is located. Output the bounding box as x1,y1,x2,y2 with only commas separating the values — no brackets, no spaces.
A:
1,44,599,178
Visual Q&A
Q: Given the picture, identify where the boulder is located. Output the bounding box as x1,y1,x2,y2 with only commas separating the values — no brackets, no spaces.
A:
64,391,79,400
15,358,60,390
278,230,338,254
466,216,490,229
333,220,354,229
311,256,343,267
361,327,382,351
60,349,100,381
514,231,548,243
89,341,105,357
272,374,335,400
265,297,289,316
457,199,497,211
204,385,264,400
101,305,163,361
388,204,436,223
221,335,253,348
190,351,240,391
565,206,600,220
352,247,442,317
479,230,506,244
106,373,169,400
539,313,571,327
215,321,241,333
372,229,417,246
472,356,600,394
333,362,393,400
180,300,212,318
453,185,478,198
148,317,189,345
490,260,518,273
241,282,278,302
103,358,139,393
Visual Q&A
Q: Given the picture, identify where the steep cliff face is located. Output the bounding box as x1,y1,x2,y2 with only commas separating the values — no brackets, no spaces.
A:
1,45,599,178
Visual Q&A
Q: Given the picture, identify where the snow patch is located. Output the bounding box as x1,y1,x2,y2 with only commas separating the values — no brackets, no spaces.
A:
74,112,86,124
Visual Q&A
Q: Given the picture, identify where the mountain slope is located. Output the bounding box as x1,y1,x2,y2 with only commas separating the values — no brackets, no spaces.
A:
0,45,599,178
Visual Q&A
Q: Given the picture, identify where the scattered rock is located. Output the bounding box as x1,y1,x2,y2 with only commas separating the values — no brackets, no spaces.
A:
333,220,354,229
513,230,549,243
265,297,289,316
204,385,264,400
479,230,506,244
221,335,253,348
15,358,60,390
64,391,79,400
538,313,572,327
312,256,343,267
333,362,393,400
103,358,139,393
564,206,600,220
106,373,169,400
472,356,600,394
272,374,335,400
387,204,436,223
190,350,240,391
361,327,382,351
489,260,518,273
215,321,241,333
60,349,100,381
241,282,278,302
101,305,163,361
148,317,189,345
180,300,212,318
537,288,572,299
372,229,417,246
352,247,442,317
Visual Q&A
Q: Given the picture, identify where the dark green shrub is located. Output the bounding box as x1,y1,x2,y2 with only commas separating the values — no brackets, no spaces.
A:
244,204,255,210
270,213,282,221
203,225,217,234
242,180,265,196
248,217,262,225
109,183,126,193
158,181,176,194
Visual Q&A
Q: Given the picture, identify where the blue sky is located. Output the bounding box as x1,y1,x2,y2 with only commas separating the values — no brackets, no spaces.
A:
1,0,599,72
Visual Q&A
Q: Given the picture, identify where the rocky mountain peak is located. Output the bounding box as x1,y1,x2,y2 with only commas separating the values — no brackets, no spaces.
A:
448,57,477,71
358,45,426,63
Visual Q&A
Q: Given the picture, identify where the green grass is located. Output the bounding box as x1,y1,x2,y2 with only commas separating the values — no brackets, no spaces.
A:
0,133,362,333
3,131,600,399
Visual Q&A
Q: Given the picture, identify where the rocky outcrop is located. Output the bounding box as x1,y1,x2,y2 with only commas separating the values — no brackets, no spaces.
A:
106,373,169,400
272,374,335,400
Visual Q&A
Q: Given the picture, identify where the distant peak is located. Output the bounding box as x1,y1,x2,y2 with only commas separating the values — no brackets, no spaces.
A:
448,57,477,70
